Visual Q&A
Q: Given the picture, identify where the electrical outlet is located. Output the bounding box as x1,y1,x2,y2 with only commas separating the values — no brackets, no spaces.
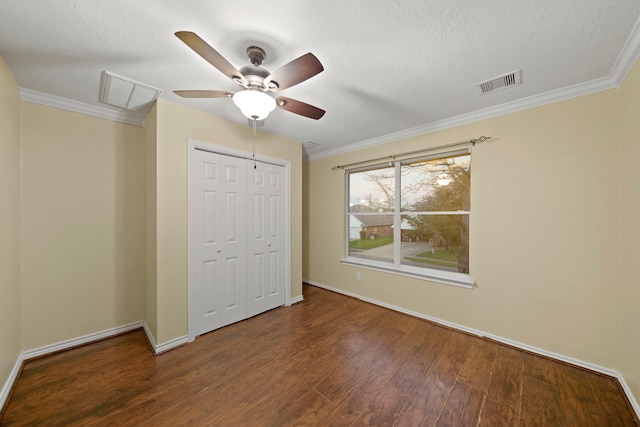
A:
356,272,361,280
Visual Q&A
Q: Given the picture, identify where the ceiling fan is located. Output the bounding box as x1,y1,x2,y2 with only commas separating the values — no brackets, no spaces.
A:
173,31,325,122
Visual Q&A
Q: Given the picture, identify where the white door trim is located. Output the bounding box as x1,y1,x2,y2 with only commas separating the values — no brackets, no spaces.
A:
187,138,292,342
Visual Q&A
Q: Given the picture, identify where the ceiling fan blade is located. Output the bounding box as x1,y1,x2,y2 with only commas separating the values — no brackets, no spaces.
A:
173,90,233,98
276,96,325,120
175,31,247,86
265,53,324,91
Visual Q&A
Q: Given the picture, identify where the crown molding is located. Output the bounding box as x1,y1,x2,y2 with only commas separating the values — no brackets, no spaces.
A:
611,16,640,85
19,88,146,127
19,17,640,153
307,77,618,161
308,19,640,162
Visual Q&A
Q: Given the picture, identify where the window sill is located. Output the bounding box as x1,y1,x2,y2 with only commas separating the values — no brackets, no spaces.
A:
340,256,475,289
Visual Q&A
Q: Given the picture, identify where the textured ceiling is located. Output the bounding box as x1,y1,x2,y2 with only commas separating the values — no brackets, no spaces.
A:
1,0,639,159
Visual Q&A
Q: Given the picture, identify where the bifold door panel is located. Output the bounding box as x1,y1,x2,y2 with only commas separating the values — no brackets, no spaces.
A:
191,149,285,337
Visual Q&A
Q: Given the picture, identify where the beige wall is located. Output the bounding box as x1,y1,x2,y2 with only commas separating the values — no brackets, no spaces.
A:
144,103,158,340
620,59,640,404
151,99,303,344
305,88,622,369
0,56,21,394
20,102,146,350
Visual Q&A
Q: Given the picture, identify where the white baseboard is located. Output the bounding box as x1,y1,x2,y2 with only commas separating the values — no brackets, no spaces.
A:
303,279,640,419
2,321,145,411
0,352,24,414
142,322,189,355
288,295,304,305
21,321,145,361
618,374,640,419
1,321,189,411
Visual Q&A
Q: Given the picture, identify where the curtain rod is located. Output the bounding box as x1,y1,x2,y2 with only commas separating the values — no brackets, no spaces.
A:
331,136,491,171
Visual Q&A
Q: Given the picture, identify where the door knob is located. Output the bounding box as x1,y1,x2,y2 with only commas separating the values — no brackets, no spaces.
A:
217,248,221,253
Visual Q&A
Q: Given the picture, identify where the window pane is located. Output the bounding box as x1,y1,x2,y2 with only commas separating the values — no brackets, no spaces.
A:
400,214,469,273
345,151,471,280
401,154,470,212
348,214,394,263
348,165,395,213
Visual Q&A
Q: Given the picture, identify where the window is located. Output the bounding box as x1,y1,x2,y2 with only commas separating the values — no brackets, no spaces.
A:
344,149,473,287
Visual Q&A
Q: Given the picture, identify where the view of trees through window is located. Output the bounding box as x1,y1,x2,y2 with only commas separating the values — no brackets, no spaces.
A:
347,152,470,274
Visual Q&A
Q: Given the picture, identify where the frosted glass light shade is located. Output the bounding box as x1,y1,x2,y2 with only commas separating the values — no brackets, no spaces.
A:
232,89,276,120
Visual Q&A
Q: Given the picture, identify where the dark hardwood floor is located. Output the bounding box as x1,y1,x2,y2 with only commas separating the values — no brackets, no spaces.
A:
2,284,638,426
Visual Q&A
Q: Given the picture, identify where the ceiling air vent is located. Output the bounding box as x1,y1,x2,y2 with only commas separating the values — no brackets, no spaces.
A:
475,70,522,95
99,71,161,113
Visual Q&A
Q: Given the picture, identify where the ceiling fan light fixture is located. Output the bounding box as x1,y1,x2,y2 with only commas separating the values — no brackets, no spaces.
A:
174,32,324,120
232,89,276,120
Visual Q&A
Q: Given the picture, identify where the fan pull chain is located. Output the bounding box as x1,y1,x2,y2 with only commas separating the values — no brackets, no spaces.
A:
252,118,257,169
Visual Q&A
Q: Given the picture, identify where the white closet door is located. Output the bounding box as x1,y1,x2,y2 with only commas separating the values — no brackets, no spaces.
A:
191,150,247,337
246,160,285,317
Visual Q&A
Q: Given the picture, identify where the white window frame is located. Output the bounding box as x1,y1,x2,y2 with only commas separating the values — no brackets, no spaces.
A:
341,149,474,288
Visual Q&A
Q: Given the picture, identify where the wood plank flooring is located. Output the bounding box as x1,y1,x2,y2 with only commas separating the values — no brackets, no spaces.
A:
2,284,638,426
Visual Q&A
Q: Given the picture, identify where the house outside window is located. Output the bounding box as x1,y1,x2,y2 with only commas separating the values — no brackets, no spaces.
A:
344,149,473,287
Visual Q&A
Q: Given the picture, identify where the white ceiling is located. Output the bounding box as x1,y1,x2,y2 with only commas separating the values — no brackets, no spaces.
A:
1,0,639,159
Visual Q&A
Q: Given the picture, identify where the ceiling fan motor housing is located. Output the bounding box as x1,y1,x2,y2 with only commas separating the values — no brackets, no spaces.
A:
238,65,271,90
246,46,266,66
